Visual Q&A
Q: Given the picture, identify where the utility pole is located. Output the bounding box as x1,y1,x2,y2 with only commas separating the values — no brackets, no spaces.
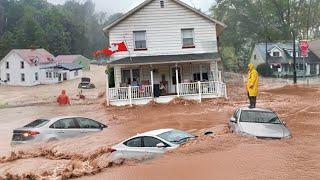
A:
293,32,297,84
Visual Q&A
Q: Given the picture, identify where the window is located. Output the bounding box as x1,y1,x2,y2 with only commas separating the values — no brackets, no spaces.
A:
143,136,165,147
124,137,142,147
21,73,25,82
6,62,9,69
46,71,52,78
160,0,165,8
35,72,38,81
6,73,10,82
240,111,281,124
20,61,24,69
24,119,49,128
254,55,257,60
50,118,78,129
273,51,280,57
74,70,79,77
182,29,195,48
133,31,147,50
122,69,140,86
76,118,101,129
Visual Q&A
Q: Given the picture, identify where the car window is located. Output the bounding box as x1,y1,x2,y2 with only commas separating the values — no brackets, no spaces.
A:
50,118,78,129
124,137,142,147
240,111,281,124
143,136,165,147
157,130,194,145
76,118,101,129
24,119,49,128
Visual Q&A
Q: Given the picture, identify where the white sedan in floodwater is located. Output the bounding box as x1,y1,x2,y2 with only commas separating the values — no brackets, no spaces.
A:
229,107,291,139
110,129,196,161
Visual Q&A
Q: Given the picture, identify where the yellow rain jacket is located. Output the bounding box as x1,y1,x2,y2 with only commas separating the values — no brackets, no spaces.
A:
247,63,259,97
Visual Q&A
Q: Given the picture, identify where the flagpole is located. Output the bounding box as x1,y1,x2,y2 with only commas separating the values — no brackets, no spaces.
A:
123,35,133,62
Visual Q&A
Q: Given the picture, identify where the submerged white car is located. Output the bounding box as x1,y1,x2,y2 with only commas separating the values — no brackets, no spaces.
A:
110,129,195,161
229,107,291,139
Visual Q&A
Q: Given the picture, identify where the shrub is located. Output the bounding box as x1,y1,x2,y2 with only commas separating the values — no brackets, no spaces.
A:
256,63,273,77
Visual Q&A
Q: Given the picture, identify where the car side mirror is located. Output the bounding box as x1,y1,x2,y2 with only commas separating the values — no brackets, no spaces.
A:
100,124,107,130
156,143,166,148
230,117,237,123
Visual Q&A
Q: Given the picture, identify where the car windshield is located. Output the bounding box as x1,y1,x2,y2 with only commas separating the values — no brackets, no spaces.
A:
240,111,281,124
157,130,194,144
24,119,49,128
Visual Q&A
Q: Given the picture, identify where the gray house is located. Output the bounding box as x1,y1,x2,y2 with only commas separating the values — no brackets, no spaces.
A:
250,42,320,77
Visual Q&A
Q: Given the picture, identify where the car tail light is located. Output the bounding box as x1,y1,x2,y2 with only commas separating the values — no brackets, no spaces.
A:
22,131,40,137
107,148,116,153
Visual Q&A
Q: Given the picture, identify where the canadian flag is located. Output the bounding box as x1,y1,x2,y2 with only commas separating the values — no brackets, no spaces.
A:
94,42,128,57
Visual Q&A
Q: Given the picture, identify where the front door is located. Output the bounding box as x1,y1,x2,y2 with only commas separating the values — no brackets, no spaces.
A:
63,73,67,81
170,67,181,94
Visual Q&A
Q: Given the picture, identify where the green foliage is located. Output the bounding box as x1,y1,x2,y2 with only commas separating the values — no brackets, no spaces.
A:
221,46,238,72
0,0,122,59
106,67,115,88
256,63,273,77
211,0,320,72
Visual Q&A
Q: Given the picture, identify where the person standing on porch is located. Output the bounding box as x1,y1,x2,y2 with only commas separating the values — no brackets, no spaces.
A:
247,63,259,109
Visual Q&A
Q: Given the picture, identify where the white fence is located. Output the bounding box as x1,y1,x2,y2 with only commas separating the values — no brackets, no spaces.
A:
107,81,227,105
108,85,153,101
179,81,227,97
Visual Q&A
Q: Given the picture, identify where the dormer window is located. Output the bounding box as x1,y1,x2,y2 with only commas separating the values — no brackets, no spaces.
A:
273,52,280,57
160,1,165,8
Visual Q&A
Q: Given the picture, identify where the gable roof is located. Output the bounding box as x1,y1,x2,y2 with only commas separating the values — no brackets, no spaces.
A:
57,63,83,71
309,39,320,59
5,49,55,64
56,55,89,63
103,0,226,34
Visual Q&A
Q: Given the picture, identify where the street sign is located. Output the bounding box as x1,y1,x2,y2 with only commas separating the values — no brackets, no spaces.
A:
300,40,309,57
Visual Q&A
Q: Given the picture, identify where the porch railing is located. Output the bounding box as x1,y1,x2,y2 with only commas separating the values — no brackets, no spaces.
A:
108,85,153,101
179,81,227,97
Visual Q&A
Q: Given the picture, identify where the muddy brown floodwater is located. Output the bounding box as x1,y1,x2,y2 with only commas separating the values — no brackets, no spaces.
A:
0,76,320,179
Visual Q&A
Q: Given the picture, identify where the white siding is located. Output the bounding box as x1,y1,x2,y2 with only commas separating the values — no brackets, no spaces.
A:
109,0,218,60
250,46,265,68
0,53,40,86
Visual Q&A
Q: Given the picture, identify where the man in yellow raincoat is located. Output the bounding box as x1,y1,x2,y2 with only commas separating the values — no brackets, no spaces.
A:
247,63,259,108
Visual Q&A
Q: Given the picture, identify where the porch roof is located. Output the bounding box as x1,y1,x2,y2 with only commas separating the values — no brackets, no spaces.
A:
108,53,219,66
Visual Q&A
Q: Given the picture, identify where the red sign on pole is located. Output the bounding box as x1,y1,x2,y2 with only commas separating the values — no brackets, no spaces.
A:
300,40,309,57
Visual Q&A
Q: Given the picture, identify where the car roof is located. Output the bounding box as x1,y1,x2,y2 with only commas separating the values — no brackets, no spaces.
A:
137,128,175,137
49,116,83,121
238,107,273,112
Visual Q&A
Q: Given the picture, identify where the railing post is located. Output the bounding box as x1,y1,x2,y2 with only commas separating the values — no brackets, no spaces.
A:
128,85,132,106
106,73,110,106
198,81,202,103
150,69,154,98
176,66,180,97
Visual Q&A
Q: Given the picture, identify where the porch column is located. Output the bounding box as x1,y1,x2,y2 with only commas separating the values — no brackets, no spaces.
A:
306,64,311,76
316,64,320,75
150,68,154,98
176,65,180,97
199,64,203,81
114,66,121,88
106,72,110,106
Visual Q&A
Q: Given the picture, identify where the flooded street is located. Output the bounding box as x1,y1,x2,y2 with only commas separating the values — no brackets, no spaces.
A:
0,72,320,179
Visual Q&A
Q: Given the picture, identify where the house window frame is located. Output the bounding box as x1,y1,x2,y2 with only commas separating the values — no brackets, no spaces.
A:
181,28,195,48
74,70,79,77
6,73,10,82
122,68,141,86
35,72,38,81
20,61,25,69
133,31,147,51
6,62,9,69
21,73,25,82
160,0,165,8
273,51,280,57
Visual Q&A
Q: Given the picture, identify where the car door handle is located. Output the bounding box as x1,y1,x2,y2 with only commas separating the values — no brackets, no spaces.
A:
57,132,65,134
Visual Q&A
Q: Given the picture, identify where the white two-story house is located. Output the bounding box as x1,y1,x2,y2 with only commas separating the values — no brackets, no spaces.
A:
104,0,226,106
0,49,83,86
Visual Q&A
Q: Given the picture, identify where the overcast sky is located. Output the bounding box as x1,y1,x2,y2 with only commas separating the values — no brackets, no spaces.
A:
47,0,215,14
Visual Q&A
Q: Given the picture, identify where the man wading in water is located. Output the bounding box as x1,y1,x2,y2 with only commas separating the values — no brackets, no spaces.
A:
57,90,71,106
247,63,259,108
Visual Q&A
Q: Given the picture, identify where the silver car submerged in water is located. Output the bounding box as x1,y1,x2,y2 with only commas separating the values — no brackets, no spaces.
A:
11,116,107,145
229,107,291,139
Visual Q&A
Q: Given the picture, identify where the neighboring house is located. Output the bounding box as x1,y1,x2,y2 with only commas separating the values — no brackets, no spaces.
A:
0,49,83,86
250,42,320,77
56,55,91,71
103,0,226,106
